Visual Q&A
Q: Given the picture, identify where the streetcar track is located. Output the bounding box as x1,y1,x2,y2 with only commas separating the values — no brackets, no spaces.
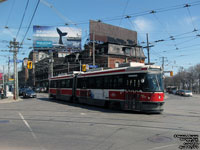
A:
0,117,199,133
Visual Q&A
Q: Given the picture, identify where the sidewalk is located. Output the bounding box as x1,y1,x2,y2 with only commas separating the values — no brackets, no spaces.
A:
0,96,23,104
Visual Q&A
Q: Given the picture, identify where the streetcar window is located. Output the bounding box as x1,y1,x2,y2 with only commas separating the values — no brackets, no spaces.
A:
53,81,57,88
113,77,118,89
96,77,103,89
67,79,72,88
50,81,54,88
118,76,124,89
77,78,86,89
77,78,82,88
61,80,66,88
104,76,113,89
56,80,61,88
143,73,164,92
88,77,96,89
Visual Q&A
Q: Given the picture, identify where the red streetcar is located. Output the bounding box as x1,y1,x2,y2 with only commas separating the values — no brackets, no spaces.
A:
49,63,164,113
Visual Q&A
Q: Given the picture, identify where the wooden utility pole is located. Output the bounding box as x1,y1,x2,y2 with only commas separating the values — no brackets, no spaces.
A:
143,33,154,65
146,33,150,64
10,38,19,100
93,32,95,66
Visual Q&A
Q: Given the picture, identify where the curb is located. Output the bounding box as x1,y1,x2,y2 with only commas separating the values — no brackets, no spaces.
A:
0,97,23,104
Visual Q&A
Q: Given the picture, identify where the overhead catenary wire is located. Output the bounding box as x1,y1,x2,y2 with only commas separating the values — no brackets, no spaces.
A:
16,0,30,40
119,0,130,26
5,0,16,28
20,0,40,46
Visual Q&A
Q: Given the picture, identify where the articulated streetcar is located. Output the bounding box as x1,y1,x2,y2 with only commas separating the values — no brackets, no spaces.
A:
49,63,165,113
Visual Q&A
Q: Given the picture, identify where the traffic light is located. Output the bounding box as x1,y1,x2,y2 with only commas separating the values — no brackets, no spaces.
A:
82,64,86,72
27,61,32,69
170,71,173,77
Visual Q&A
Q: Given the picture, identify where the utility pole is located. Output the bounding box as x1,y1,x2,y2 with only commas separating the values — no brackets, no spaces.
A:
49,51,54,78
143,33,153,65
8,57,10,81
10,38,19,100
161,57,167,71
79,60,81,71
3,65,4,94
92,32,95,66
146,33,150,64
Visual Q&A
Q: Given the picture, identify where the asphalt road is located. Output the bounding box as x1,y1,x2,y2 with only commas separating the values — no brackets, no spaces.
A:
0,93,199,150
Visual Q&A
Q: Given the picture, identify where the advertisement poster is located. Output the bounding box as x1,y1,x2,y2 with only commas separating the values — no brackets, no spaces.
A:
33,26,82,51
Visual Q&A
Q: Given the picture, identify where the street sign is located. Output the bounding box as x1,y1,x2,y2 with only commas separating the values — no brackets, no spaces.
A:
89,65,98,69
9,60,23,63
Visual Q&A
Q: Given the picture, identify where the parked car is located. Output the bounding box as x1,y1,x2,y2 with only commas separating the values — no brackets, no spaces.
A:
175,90,184,95
182,90,193,97
171,90,177,94
23,89,37,98
19,88,28,96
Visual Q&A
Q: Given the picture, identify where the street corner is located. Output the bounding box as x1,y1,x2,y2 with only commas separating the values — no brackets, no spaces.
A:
0,96,23,104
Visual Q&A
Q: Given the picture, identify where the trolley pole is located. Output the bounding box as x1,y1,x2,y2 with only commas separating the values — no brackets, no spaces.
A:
10,38,19,100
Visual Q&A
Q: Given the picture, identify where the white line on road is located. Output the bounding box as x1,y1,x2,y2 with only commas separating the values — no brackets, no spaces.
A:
18,112,37,140
147,144,177,150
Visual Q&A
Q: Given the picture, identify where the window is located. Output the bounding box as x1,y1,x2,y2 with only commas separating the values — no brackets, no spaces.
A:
96,77,103,89
77,78,86,89
88,77,96,89
66,79,72,88
61,80,66,88
104,76,113,89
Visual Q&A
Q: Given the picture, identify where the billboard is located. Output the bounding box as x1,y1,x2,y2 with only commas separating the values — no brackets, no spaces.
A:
90,20,137,45
33,26,82,51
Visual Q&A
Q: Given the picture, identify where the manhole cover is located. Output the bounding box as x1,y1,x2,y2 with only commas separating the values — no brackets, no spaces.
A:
147,135,172,143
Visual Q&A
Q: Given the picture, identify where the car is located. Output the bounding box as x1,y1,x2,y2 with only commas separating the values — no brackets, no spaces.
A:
171,90,177,94
182,90,193,97
19,88,27,96
175,90,184,95
23,89,37,98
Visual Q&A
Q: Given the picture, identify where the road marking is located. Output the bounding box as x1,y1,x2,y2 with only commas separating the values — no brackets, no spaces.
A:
18,112,37,140
147,144,177,150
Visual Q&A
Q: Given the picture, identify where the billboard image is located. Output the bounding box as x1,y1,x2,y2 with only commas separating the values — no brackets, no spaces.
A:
33,26,82,51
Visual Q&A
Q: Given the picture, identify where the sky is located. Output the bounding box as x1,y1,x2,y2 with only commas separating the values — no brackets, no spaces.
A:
0,0,200,75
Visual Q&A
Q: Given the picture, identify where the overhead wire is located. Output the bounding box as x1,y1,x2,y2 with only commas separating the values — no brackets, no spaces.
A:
16,0,30,40
20,0,40,46
119,0,130,26
5,0,16,28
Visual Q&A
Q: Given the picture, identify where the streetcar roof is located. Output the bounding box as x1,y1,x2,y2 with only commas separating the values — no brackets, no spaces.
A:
50,63,162,80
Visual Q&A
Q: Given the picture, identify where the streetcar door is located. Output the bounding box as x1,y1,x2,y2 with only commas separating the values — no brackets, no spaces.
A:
56,80,61,99
72,75,78,101
125,74,138,110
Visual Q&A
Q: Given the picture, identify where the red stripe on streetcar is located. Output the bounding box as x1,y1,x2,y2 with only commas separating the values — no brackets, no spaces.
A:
61,89,72,95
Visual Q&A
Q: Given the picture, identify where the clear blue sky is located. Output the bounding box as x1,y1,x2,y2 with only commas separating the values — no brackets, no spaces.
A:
0,0,200,75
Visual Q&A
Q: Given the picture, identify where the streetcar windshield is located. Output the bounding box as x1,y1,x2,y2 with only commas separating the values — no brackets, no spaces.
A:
143,73,164,92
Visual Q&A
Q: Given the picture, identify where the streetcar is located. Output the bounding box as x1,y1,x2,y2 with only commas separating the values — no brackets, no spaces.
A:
49,63,165,113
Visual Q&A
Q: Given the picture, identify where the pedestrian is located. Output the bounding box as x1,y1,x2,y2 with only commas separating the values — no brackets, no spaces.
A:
1,88,4,99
